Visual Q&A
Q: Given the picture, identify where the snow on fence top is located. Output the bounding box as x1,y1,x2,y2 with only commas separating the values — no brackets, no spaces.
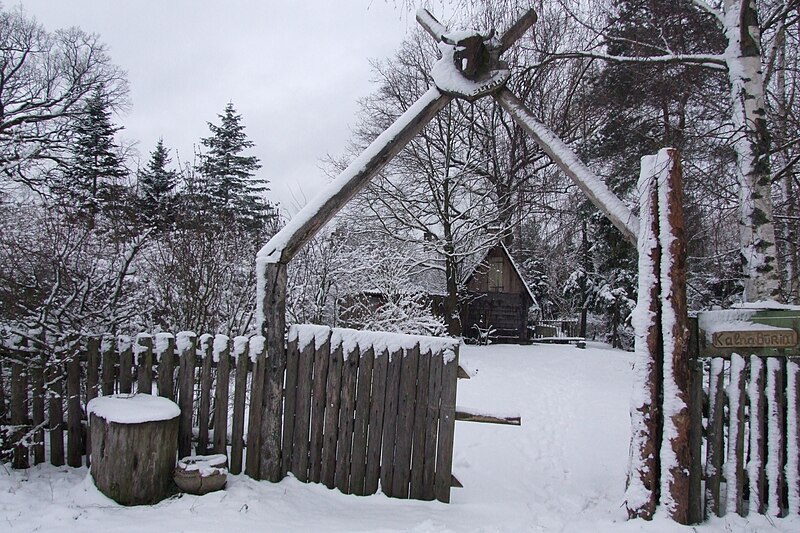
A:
155,332,173,361
87,393,180,424
289,324,459,363
249,336,265,363
212,334,229,362
232,336,249,361
175,331,197,353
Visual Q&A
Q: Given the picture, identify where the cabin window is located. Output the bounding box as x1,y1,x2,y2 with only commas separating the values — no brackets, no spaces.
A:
488,256,504,292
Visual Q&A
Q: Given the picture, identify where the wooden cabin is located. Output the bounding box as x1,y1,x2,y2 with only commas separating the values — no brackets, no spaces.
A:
337,242,537,343
461,242,536,343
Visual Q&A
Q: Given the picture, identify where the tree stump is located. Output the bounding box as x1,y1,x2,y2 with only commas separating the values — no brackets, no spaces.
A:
87,394,180,505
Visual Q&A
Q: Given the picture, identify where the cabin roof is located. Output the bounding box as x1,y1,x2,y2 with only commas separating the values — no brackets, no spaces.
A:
464,241,537,304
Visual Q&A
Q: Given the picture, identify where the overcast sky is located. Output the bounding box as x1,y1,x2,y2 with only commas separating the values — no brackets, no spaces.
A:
16,0,422,214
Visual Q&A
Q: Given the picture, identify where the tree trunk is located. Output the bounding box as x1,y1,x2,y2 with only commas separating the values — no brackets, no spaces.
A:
723,0,781,302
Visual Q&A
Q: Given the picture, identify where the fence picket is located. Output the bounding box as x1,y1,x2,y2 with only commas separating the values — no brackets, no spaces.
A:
135,334,154,394
156,333,176,401
364,347,388,495
47,359,65,467
30,354,46,465
423,348,444,501
11,358,28,469
212,335,231,457
705,358,725,517
410,348,431,500
281,334,300,477
118,336,133,394
292,340,315,482
230,336,250,475
245,336,266,478
748,356,767,515
101,336,116,396
334,342,359,493
392,343,420,498
725,354,747,516
176,332,197,460
380,347,403,496
66,352,82,467
309,331,331,484
321,341,343,489
197,334,214,455
350,345,374,496
434,346,459,503
765,357,786,516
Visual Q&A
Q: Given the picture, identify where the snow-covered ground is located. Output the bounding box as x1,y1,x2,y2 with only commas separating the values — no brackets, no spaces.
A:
2,342,796,532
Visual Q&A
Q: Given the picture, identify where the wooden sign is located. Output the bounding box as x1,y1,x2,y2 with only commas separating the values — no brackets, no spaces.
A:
712,329,798,349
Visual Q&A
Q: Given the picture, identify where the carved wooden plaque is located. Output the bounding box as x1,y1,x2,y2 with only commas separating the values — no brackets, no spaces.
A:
712,329,798,349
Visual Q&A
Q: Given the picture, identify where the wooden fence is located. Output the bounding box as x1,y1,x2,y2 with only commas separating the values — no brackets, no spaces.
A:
690,354,799,518
0,326,460,503
281,325,460,501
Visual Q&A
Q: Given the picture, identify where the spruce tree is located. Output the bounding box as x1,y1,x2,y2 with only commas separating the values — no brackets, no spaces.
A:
196,102,273,232
138,138,178,231
56,87,127,221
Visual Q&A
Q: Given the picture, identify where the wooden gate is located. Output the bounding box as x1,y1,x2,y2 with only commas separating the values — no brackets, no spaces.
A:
691,353,799,518
280,325,460,502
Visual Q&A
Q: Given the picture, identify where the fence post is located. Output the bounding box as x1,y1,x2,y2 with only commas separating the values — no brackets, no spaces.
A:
259,261,287,482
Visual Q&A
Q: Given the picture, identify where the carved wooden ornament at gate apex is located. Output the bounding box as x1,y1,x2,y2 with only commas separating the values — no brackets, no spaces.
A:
417,8,537,101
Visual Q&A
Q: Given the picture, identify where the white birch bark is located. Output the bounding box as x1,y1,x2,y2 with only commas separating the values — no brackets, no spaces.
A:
722,0,781,302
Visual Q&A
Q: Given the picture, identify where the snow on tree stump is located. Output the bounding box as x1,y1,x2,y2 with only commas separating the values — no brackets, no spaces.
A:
87,393,180,506
174,454,228,495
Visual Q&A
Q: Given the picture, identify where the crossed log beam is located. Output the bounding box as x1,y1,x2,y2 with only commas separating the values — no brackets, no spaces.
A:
254,8,640,483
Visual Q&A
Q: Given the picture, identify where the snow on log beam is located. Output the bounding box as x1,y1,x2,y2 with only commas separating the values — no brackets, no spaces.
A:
415,8,446,41
256,87,451,268
455,407,521,426
494,87,639,245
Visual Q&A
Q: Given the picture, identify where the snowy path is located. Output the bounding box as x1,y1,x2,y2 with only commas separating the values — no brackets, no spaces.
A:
1,342,796,532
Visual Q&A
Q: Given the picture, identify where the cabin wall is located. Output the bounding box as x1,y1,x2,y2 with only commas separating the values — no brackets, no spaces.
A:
463,292,529,342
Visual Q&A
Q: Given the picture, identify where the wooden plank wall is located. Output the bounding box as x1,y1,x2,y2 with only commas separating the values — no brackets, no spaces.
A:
690,354,800,519
0,326,460,504
279,325,460,503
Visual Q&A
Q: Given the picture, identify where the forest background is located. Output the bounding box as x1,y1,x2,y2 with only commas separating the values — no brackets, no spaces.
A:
1,0,798,350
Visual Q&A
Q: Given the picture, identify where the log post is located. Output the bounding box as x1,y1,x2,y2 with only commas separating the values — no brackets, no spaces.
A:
625,154,662,520
259,261,287,482
656,148,692,524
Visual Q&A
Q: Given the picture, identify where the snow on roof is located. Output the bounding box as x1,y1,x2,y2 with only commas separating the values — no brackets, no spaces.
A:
464,241,537,304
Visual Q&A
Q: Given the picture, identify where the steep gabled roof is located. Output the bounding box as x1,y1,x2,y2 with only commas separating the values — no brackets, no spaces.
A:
465,241,537,305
